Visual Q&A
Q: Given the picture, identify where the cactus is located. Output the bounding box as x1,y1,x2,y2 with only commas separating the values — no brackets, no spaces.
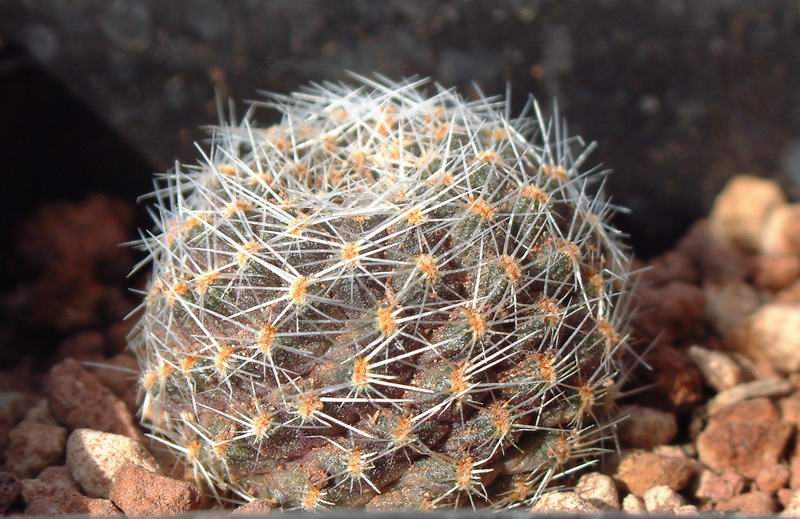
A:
131,75,634,510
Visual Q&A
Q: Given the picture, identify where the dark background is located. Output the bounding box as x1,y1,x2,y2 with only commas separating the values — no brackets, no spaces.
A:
1,0,799,258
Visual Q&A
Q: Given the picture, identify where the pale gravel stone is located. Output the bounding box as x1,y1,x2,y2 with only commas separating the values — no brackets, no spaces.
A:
644,485,686,513
622,494,646,514
707,377,794,415
531,491,601,513
575,471,620,509
687,344,746,392
731,303,800,375
66,429,159,498
709,175,786,252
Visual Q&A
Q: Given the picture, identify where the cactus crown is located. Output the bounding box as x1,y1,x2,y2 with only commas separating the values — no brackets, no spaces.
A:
132,75,633,510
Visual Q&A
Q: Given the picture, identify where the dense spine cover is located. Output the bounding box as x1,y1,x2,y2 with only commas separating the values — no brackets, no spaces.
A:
131,75,633,510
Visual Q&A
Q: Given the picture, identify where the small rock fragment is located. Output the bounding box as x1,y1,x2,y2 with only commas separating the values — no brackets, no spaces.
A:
729,303,800,375
687,345,746,392
757,464,791,494
232,499,277,515
575,472,620,510
762,204,800,256
615,450,695,497
756,255,800,292
708,379,794,415
698,399,793,479
622,493,646,513
21,479,121,516
649,343,704,408
66,429,159,499
709,175,786,252
617,405,678,449
531,491,600,513
674,504,699,515
47,358,143,441
0,471,21,514
643,485,685,513
0,392,34,449
110,462,202,515
23,399,57,425
695,469,747,502
704,281,762,336
783,490,800,516
716,490,776,514
5,420,67,478
37,466,80,493
781,391,800,427
780,488,794,508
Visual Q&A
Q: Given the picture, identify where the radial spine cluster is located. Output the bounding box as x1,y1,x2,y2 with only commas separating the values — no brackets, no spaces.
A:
132,75,634,511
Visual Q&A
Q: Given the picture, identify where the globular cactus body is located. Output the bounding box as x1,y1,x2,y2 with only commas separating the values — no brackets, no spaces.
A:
132,76,633,510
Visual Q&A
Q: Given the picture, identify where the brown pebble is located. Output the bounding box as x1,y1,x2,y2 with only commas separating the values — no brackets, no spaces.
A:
37,466,80,493
781,391,800,427
47,359,143,441
615,450,695,497
21,479,121,516
0,471,21,514
232,499,277,515
757,464,791,494
649,343,704,409
617,405,678,449
109,462,201,515
695,469,747,502
708,394,788,423
687,345,746,392
779,488,794,508
5,421,67,478
698,399,793,479
709,175,786,252
715,490,776,515
755,255,800,292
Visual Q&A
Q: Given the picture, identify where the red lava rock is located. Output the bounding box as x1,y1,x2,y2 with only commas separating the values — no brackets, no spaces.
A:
21,479,121,516
756,464,791,494
649,344,704,408
0,471,21,514
695,469,747,502
615,450,696,497
698,399,793,479
755,255,800,292
715,490,776,515
711,396,782,424
109,462,201,515
47,359,143,442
